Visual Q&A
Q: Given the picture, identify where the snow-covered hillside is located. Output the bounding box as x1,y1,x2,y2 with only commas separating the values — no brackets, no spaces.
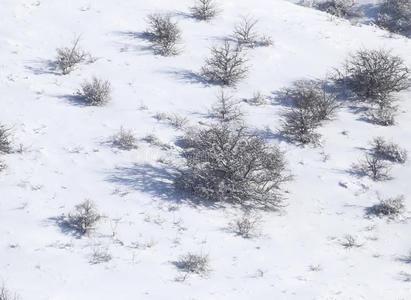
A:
1,0,411,299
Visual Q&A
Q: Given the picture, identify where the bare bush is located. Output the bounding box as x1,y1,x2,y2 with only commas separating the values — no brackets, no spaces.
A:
66,200,101,236
365,102,397,126
355,154,391,181
146,14,181,56
176,253,210,275
89,246,112,264
281,107,321,145
341,234,362,248
56,37,88,75
176,122,290,210
232,16,273,48
201,41,249,86
190,0,219,21
314,0,359,18
0,125,12,154
232,211,260,238
284,80,340,122
339,49,410,101
244,91,267,106
0,160,6,173
367,194,405,217
209,91,243,123
370,137,407,163
154,112,188,129
376,0,411,35
111,127,138,150
77,77,111,106
0,285,18,300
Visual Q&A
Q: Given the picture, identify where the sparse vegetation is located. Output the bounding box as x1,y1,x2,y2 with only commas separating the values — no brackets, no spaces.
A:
89,246,112,264
232,16,273,48
201,41,249,86
367,194,405,217
56,37,88,75
77,77,111,106
0,125,12,154
190,0,219,21
376,0,411,35
66,200,101,236
355,154,391,181
314,0,358,18
232,211,260,238
146,14,181,56
111,127,138,150
370,137,407,163
0,284,18,300
176,253,210,275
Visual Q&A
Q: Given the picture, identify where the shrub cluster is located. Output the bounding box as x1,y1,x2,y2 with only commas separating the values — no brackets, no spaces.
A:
314,0,359,18
376,0,411,35
370,137,407,163
367,194,405,217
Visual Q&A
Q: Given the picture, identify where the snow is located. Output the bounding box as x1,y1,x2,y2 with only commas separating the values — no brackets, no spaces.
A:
1,0,411,299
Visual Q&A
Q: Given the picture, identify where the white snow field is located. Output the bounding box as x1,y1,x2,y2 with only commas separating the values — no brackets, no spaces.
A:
1,0,411,299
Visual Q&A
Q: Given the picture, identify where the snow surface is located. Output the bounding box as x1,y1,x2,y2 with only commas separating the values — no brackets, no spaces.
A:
1,0,411,299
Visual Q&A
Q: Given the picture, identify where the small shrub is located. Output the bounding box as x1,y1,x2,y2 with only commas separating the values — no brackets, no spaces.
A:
0,125,12,154
0,285,18,300
341,234,362,248
176,122,290,209
245,91,267,106
340,49,410,101
201,41,249,86
66,200,101,236
232,16,273,48
355,154,391,181
0,160,6,172
284,80,340,122
111,127,138,150
365,103,397,126
146,14,181,56
56,37,88,75
281,107,321,145
370,137,407,163
315,0,358,18
376,0,411,35
190,0,219,21
209,91,243,123
89,246,112,264
154,112,188,129
176,253,210,275
367,194,405,217
232,212,260,238
77,77,111,106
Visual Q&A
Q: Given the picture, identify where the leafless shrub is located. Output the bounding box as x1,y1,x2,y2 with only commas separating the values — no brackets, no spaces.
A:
0,285,18,300
142,134,172,150
370,137,407,163
154,112,188,129
66,200,101,236
341,234,362,248
89,246,112,264
209,91,243,123
190,0,219,21
232,211,260,238
367,194,405,217
176,122,291,210
201,41,249,86
244,91,267,106
56,37,89,75
176,253,210,275
0,125,12,154
314,0,359,18
339,49,410,101
284,80,340,122
376,0,411,35
232,16,273,48
111,127,138,150
0,160,6,173
366,103,397,126
354,154,391,181
77,77,111,106
146,14,182,56
281,107,322,145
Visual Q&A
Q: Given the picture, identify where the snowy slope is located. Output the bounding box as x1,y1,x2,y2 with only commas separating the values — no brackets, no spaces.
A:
1,0,411,299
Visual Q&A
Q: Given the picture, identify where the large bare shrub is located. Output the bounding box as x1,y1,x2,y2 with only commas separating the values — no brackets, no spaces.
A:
284,80,340,122
281,107,321,145
146,14,181,56
176,122,290,209
314,0,359,18
56,37,88,75
370,137,407,163
376,0,411,35
77,77,111,106
340,49,410,101
0,125,12,154
190,0,219,21
66,200,101,236
201,41,249,86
